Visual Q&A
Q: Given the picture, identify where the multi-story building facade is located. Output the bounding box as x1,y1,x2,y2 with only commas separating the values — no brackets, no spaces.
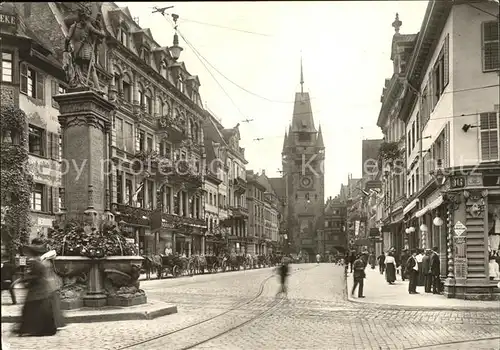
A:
203,113,248,254
323,196,347,255
257,170,280,253
376,14,413,255
275,75,325,260
246,170,266,255
396,0,499,299
1,3,66,246
21,2,208,256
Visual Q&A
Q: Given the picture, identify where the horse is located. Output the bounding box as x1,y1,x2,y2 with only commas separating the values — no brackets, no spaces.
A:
192,255,207,274
141,255,157,280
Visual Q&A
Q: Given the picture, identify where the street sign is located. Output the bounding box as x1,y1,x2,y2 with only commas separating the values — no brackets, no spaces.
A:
454,221,467,236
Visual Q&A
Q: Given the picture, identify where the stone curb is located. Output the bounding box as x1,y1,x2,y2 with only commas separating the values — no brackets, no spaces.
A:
1,304,178,323
344,273,500,312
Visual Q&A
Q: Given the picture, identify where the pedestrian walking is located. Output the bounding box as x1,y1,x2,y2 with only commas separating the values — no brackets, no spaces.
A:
276,259,290,297
377,253,386,274
13,239,64,336
384,251,396,284
368,252,376,269
422,249,432,293
351,254,366,298
430,247,441,294
400,249,409,281
407,249,419,294
316,253,321,264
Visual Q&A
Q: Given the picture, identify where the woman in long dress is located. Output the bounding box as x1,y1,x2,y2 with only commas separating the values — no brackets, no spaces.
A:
13,240,64,336
385,252,396,284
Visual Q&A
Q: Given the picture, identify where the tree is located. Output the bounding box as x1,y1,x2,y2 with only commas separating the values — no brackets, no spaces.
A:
0,105,34,262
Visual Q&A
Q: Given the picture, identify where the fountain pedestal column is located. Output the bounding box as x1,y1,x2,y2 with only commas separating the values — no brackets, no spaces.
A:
54,88,115,307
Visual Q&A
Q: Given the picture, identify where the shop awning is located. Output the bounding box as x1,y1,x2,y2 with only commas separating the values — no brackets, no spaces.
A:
403,198,419,215
415,195,444,218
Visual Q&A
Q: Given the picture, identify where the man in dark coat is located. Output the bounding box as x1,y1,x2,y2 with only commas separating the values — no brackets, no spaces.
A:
400,249,410,281
377,253,386,274
422,249,432,293
430,246,441,294
351,254,366,298
407,249,419,294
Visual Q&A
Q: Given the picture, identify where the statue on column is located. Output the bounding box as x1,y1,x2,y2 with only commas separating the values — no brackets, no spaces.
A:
63,7,105,92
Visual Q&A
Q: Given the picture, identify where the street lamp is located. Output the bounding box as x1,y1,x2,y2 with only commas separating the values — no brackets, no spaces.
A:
169,14,183,61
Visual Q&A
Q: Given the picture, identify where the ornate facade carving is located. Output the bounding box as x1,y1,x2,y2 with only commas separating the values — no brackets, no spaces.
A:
463,190,488,218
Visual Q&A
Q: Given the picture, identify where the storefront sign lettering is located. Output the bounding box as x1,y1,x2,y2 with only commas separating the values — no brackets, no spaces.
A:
0,13,16,26
454,236,467,279
450,176,465,189
483,175,500,187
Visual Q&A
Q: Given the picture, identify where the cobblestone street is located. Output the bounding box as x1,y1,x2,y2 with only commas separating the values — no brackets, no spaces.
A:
2,264,499,350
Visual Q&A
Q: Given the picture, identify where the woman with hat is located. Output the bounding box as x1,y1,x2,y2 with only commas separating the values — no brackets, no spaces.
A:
13,239,64,336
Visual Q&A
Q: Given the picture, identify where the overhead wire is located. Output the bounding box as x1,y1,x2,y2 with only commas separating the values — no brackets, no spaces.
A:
159,14,249,121
178,17,273,37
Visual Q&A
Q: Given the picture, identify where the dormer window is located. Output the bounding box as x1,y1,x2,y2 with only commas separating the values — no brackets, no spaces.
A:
142,48,150,64
178,74,184,93
120,24,129,47
160,61,167,78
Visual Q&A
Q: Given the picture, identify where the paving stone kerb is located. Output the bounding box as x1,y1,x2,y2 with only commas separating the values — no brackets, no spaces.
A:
346,266,500,311
1,301,177,323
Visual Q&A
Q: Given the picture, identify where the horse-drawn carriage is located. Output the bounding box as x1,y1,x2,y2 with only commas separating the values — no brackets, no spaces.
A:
142,254,194,279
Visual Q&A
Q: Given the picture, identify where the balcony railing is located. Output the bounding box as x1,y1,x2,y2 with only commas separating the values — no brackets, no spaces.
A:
162,160,203,189
157,115,188,143
233,177,247,194
111,203,151,226
229,205,249,218
151,211,205,230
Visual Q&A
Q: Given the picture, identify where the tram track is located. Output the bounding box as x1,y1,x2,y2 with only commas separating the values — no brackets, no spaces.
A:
116,264,317,350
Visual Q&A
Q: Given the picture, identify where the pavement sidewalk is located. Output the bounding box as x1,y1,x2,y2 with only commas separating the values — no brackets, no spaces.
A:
346,266,500,311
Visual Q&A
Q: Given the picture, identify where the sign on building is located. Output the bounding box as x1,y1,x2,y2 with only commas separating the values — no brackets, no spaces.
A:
453,221,467,236
454,236,467,279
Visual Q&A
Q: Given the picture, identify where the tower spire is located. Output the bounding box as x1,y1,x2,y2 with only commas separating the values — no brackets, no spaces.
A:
300,53,304,94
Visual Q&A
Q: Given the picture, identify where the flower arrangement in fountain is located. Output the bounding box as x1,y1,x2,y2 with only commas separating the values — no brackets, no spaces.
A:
47,219,138,258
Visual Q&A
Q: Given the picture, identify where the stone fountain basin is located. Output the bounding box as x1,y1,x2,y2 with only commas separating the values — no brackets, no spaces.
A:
54,256,144,276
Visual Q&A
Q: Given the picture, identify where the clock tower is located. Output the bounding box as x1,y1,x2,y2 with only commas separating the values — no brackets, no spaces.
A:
281,59,325,260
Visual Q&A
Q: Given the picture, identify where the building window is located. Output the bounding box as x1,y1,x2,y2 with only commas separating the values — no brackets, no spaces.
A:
120,26,129,47
115,117,124,149
28,125,44,156
122,76,132,102
482,21,499,71
145,94,153,114
142,48,150,64
147,135,153,152
125,179,133,205
411,121,415,150
479,112,499,162
147,181,154,209
137,130,145,152
1,52,13,82
116,171,123,204
298,132,311,142
51,80,66,108
20,63,44,100
124,122,133,153
31,183,44,211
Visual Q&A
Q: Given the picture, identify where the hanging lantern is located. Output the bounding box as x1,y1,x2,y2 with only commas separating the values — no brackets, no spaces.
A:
409,226,415,233
433,216,444,227
405,228,410,234
419,224,428,232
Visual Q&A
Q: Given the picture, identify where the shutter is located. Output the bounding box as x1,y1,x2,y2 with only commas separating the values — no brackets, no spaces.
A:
48,132,54,159
48,186,54,213
428,71,434,111
443,34,449,87
20,63,27,93
51,79,57,98
36,71,44,100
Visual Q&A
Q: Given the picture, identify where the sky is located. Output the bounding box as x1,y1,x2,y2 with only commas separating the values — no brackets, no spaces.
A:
116,1,428,197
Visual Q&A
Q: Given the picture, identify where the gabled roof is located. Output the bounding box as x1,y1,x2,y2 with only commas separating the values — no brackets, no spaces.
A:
282,130,288,152
119,6,132,19
391,33,418,60
220,123,240,143
291,92,316,133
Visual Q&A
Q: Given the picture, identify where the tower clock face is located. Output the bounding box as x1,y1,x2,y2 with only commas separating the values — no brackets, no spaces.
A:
300,176,313,188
